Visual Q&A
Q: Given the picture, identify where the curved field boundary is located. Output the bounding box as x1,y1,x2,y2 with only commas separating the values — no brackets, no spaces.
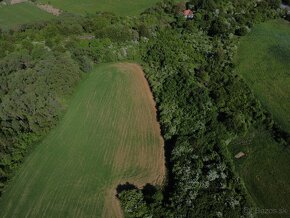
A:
0,63,165,218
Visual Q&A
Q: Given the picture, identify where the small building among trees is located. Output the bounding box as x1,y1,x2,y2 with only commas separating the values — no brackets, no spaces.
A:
174,2,195,19
183,9,194,19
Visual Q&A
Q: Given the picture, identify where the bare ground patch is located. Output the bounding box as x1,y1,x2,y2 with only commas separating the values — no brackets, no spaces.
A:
36,3,61,16
9,0,61,17
10,0,27,5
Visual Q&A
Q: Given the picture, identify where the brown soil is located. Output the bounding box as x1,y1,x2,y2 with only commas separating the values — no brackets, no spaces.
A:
101,63,165,218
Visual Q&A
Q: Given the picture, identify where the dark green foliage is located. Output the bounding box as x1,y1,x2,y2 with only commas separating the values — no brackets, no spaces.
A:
139,26,256,216
0,49,82,192
185,0,281,37
170,139,249,217
190,0,219,10
95,25,137,42
142,29,212,140
0,51,80,136
0,20,85,195
118,189,152,218
0,0,287,216
235,26,249,36
266,0,282,8
117,0,284,217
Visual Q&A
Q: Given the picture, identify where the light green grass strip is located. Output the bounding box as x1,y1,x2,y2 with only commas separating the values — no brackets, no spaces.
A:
0,3,54,30
235,19,290,133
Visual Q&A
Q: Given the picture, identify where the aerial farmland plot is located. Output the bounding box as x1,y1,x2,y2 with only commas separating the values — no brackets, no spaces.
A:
37,0,160,16
1,1,290,217
0,63,165,218
0,2,54,30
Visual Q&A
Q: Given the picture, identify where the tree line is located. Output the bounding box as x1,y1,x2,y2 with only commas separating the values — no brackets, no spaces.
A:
0,3,172,197
117,0,289,217
0,0,289,217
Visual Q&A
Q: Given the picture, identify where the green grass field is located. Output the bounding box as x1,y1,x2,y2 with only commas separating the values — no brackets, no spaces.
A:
233,20,290,216
230,129,290,217
235,19,290,133
0,3,54,30
0,63,164,218
38,0,160,16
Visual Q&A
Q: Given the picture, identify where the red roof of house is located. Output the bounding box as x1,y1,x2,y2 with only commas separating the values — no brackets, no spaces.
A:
183,9,193,16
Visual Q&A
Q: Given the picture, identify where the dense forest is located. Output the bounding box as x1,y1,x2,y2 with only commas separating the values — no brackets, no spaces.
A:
0,0,289,217
0,25,83,194
118,0,290,217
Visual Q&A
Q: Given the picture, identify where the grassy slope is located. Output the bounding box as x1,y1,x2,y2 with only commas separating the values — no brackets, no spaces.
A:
232,19,290,217
38,0,160,16
0,63,164,218
235,19,290,133
230,129,290,216
0,3,54,30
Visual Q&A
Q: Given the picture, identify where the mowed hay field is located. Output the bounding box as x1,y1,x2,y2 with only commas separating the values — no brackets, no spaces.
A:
230,128,290,215
38,0,160,16
235,19,290,133
0,3,54,30
0,63,165,218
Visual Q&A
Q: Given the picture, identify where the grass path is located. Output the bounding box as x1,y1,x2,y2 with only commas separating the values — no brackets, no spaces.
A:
0,63,164,218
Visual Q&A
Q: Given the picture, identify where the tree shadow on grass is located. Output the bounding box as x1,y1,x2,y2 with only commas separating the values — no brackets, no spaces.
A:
116,182,137,196
268,45,290,70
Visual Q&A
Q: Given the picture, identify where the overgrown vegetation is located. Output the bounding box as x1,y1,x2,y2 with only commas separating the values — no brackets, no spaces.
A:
0,0,289,217
0,25,83,195
117,0,290,217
